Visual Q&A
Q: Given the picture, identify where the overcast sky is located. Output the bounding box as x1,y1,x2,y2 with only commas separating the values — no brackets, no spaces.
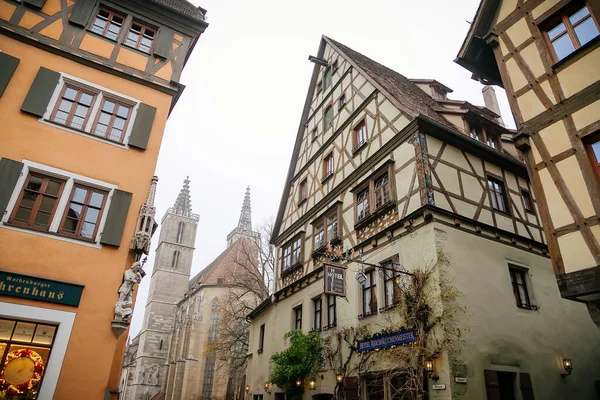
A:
128,0,514,338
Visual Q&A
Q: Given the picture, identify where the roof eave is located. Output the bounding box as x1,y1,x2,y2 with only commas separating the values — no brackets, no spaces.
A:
455,0,503,87
415,114,527,178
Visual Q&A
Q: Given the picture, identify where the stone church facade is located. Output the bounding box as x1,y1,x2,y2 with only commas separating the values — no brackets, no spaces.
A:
121,182,260,400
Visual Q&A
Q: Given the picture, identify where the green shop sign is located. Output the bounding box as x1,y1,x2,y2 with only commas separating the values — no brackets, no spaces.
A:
0,271,84,307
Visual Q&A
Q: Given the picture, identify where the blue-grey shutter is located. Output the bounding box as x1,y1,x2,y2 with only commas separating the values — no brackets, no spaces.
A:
69,0,97,27
0,158,24,218
21,67,60,117
23,0,47,8
100,189,132,247
153,26,174,59
128,103,156,150
0,53,20,98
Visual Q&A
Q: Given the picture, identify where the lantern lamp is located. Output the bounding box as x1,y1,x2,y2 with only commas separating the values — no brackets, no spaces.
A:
336,372,344,383
264,382,271,394
309,376,317,390
424,359,439,381
561,357,573,377
245,385,250,393
296,379,302,387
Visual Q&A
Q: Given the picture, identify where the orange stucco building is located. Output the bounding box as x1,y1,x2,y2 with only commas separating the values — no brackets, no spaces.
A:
0,0,207,398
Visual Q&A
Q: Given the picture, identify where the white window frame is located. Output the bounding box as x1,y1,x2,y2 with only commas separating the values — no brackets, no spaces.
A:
0,302,75,400
40,73,141,149
0,160,117,248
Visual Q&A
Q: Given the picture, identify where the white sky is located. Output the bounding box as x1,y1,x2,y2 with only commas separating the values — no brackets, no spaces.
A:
129,0,515,338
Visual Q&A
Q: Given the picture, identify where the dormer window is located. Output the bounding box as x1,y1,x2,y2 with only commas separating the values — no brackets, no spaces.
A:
468,122,502,151
470,126,482,142
433,88,445,100
486,132,500,149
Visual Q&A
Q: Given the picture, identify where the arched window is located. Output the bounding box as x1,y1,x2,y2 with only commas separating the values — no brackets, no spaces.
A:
171,250,180,269
176,221,184,243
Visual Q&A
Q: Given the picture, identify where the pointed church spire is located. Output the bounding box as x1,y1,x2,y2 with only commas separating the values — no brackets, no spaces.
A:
174,176,192,216
238,186,252,232
226,186,259,247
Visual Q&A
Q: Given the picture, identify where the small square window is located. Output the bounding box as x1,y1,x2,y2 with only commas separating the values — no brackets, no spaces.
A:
323,67,332,90
91,98,132,143
313,297,322,331
10,174,66,231
338,94,346,110
257,324,265,353
362,270,377,316
521,190,534,212
282,235,303,273
508,265,533,309
324,105,333,130
50,85,97,131
353,119,368,150
488,177,509,214
299,179,307,203
58,184,108,240
90,8,125,41
312,128,318,141
294,305,302,330
323,152,334,179
542,3,600,62
124,21,156,53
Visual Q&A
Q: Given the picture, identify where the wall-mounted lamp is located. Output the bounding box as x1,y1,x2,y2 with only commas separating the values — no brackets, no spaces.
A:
296,379,302,387
424,359,439,381
561,357,573,377
309,376,317,390
336,372,344,383
245,385,250,393
264,382,271,394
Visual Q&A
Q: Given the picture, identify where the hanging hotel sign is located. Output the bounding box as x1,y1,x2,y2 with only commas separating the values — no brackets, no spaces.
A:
357,329,417,352
0,271,84,307
324,265,346,297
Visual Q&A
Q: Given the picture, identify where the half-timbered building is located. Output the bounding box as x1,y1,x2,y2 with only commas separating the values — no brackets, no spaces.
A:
456,0,600,325
245,36,600,400
0,0,207,399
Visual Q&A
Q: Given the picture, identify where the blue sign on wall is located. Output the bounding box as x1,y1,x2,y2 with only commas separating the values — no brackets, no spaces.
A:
357,329,417,352
0,271,84,307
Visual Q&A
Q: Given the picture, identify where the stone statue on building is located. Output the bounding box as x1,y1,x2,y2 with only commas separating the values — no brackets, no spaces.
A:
114,262,144,321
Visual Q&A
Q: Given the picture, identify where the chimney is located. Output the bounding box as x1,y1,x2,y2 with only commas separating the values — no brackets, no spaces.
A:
482,85,504,127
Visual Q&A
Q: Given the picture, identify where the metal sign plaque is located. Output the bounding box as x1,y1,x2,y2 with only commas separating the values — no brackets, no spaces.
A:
0,271,84,307
357,329,417,352
324,265,346,297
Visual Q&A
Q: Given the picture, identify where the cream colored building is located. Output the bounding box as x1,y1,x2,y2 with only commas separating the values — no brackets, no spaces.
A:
456,0,600,323
246,37,600,400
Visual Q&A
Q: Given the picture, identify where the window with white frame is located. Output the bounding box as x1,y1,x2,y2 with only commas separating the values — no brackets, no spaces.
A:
44,75,139,145
2,162,115,244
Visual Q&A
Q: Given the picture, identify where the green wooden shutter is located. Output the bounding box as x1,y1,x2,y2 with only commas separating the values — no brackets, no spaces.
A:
519,372,535,400
69,0,97,27
0,53,20,98
128,103,156,150
484,370,501,400
23,0,47,8
100,189,132,247
0,158,24,218
21,67,60,117
153,26,174,59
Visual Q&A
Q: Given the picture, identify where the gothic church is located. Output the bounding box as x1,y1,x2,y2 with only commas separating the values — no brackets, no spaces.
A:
121,179,259,400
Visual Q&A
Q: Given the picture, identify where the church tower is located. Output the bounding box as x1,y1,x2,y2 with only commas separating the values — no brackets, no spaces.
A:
124,177,199,400
227,186,259,247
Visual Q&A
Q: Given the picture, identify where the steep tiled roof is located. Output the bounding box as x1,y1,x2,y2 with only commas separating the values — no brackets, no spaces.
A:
151,0,206,21
325,37,455,130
